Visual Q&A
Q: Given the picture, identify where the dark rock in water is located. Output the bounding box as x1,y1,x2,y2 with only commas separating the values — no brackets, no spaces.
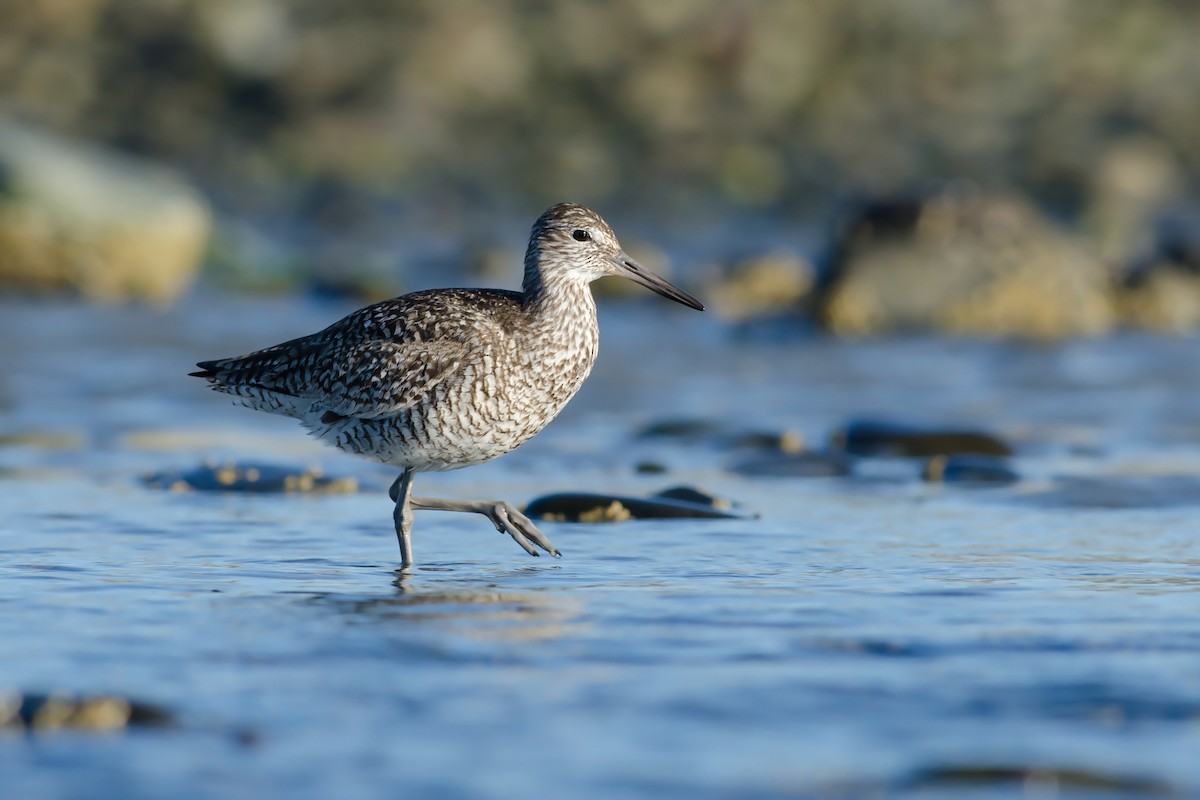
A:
1022,475,1200,509
922,455,1018,486
634,460,668,474
726,430,806,453
730,450,853,478
636,417,805,453
816,188,1114,338
525,486,753,523
639,418,844,477
901,764,1174,796
834,419,1012,458
144,462,358,494
636,418,729,441
2,692,174,732
653,486,736,510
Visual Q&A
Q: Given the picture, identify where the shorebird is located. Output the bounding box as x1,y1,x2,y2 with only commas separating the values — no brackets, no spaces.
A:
192,203,704,567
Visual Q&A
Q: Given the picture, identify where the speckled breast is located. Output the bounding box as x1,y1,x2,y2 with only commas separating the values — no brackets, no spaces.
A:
316,296,599,472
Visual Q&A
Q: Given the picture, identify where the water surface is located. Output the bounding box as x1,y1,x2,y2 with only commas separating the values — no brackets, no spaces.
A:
2,295,1199,799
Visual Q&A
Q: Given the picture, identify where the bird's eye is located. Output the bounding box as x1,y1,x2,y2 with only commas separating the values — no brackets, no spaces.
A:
572,229,591,242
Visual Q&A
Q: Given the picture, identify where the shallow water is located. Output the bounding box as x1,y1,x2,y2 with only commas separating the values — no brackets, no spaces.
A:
2,294,1199,799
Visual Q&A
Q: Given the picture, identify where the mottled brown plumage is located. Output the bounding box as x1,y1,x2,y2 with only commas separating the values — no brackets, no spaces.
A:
192,203,704,566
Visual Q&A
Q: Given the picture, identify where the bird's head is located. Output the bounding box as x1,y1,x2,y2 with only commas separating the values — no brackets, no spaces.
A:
524,203,704,311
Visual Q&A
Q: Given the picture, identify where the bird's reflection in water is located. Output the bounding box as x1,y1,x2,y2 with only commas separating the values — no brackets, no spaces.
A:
304,567,585,642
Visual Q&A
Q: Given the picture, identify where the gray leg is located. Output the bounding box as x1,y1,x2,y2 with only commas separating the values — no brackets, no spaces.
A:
410,496,561,559
390,469,416,568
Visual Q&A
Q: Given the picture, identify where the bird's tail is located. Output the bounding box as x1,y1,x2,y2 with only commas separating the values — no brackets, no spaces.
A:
189,354,306,418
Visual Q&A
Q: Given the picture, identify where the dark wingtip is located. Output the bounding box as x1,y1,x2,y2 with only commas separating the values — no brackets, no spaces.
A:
190,360,218,379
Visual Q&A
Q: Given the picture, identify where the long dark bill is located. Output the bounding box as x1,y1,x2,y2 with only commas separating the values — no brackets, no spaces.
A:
610,252,705,311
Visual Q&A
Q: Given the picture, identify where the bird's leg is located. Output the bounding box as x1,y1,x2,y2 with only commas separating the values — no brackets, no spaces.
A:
389,468,416,568
409,496,561,559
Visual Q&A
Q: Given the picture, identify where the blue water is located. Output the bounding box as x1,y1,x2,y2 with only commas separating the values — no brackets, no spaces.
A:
2,295,1199,799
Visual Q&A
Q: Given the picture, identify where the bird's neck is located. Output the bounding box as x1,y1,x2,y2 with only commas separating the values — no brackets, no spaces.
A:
522,246,543,297
520,261,598,345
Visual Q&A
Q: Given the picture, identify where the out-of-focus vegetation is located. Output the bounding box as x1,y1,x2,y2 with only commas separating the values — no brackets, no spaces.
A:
1,0,1198,328
3,0,1197,212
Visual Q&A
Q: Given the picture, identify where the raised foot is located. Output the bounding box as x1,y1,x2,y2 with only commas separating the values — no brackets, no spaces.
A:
482,501,561,560
408,494,561,560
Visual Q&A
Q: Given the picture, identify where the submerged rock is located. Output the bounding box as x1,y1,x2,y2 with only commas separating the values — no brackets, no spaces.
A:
524,486,752,523
0,119,211,304
729,449,852,478
653,486,738,510
635,417,728,441
144,462,358,494
817,189,1114,338
1022,475,1200,509
922,455,1018,486
727,430,807,453
1,691,174,732
636,417,805,453
901,764,1174,796
834,419,1012,458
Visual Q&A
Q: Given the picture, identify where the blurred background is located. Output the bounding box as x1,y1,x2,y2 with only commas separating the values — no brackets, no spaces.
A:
6,5,1200,798
2,0,1198,332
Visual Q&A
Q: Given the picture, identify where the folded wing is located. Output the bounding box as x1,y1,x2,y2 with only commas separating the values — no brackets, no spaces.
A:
193,338,466,421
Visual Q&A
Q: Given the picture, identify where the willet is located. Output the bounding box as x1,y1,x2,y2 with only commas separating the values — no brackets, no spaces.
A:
192,203,704,567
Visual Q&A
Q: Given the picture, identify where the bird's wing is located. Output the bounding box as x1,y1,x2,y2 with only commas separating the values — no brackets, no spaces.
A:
312,339,467,420
196,337,468,420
